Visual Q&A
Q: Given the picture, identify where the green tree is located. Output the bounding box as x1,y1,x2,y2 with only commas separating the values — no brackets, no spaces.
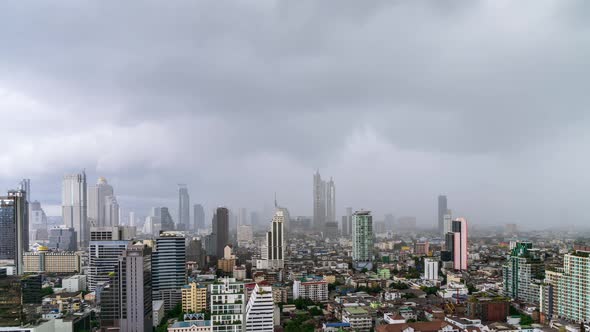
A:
41,287,54,297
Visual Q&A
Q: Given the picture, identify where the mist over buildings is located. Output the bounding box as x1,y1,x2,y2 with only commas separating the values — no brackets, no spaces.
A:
1,1,589,227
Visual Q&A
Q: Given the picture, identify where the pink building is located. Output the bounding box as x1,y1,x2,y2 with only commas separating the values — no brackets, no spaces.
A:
452,218,468,270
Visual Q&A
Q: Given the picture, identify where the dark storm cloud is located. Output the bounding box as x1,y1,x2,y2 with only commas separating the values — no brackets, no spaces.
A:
1,0,589,226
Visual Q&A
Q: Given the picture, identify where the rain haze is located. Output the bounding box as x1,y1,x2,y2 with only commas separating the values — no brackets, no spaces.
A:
1,1,589,228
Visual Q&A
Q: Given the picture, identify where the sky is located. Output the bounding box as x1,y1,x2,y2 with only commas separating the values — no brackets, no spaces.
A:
1,0,590,228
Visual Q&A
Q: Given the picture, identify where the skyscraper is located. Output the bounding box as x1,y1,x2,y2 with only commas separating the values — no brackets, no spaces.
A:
62,172,88,248
438,195,447,235
178,185,190,230
245,284,275,332
48,227,77,251
352,210,373,271
445,217,468,271
104,195,119,227
160,207,175,231
212,207,229,258
346,207,353,236
88,177,114,228
88,240,130,291
257,210,285,270
30,201,48,241
152,231,186,310
313,170,326,230
502,242,543,306
128,211,135,227
326,177,336,223
118,244,153,332
193,204,205,231
0,190,28,275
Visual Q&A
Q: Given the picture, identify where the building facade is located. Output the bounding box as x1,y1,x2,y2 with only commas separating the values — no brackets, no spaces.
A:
62,172,88,248
293,280,328,302
212,207,229,258
502,242,543,306
178,185,190,231
210,278,245,332
245,284,275,332
23,251,81,274
445,218,468,271
182,282,208,313
352,210,373,271
48,227,77,251
152,231,186,310
0,190,28,275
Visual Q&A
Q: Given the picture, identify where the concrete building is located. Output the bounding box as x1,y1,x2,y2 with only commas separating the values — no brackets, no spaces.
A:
245,284,275,332
153,231,186,310
293,280,328,302
210,278,245,332
0,270,22,327
62,172,88,248
178,185,190,231
313,171,327,230
212,207,229,258
153,300,165,327
415,242,430,256
88,240,130,291
502,242,543,306
119,245,153,332
438,195,447,236
48,227,77,251
342,307,371,332
23,251,81,274
29,201,48,242
0,190,28,275
62,275,87,292
424,258,439,281
217,245,236,274
182,282,207,313
237,224,253,247
352,210,373,271
160,207,175,231
90,225,136,241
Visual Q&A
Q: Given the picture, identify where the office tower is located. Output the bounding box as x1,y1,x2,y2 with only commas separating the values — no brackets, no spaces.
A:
30,201,48,241
128,211,135,227
178,184,190,230
438,195,447,235
193,204,205,231
326,177,336,223
313,170,326,230
502,242,544,306
160,207,175,231
119,245,152,332
424,258,439,281
48,227,77,251
237,224,253,247
210,277,245,332
0,190,28,275
352,210,373,271
181,281,207,313
88,177,114,227
212,207,229,258
62,172,88,248
293,279,329,302
245,284,275,332
88,240,130,291
0,270,22,327
103,195,119,227
445,218,468,271
152,231,186,310
257,210,285,270
443,210,453,238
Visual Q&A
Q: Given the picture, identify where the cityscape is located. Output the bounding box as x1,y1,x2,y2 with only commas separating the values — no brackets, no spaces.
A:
1,1,590,332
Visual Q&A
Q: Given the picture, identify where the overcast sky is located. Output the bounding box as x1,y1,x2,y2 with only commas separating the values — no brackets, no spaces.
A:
1,1,589,228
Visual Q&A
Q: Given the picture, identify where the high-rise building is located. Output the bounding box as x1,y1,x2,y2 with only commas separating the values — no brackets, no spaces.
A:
237,224,253,247
160,207,175,231
502,242,543,306
326,178,336,224
438,195,447,236
104,195,120,227
48,227,77,251
30,201,48,242
128,211,135,227
256,210,285,270
245,284,275,332
193,204,205,231
346,207,353,236
62,172,88,248
88,240,130,291
186,238,206,270
445,218,468,271
443,210,453,238
87,177,115,228
313,170,326,230
293,279,328,302
0,270,22,327
210,277,245,332
238,208,248,226
118,244,153,332
352,210,373,271
0,190,29,275
178,185,190,230
23,251,81,274
152,231,186,310
182,281,208,313
212,207,229,258
424,258,439,281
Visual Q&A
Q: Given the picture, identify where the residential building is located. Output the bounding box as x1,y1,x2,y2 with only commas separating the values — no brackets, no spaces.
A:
502,242,543,306
210,278,245,332
245,284,275,332
153,231,186,310
119,244,152,332
181,282,207,313
342,307,371,332
23,251,81,274
352,210,373,271
293,280,328,302
153,300,165,327
48,227,77,251
466,294,510,322
424,258,439,281
63,275,87,292
326,178,336,224
62,172,88,248
178,185,190,231
415,242,430,256
237,224,253,247
218,245,236,274
0,190,28,274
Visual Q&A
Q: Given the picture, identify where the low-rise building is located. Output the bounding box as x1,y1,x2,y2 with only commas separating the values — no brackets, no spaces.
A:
342,307,372,332
62,275,86,293
153,300,165,327
293,280,328,302
182,282,208,313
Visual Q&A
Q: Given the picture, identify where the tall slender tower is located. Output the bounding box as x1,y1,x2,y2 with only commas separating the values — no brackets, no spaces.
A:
212,207,229,258
178,185,190,230
0,190,28,275
313,171,326,230
352,210,373,271
87,177,114,227
118,244,153,332
62,172,88,248
326,178,336,223
193,204,205,231
437,195,447,236
258,209,285,269
447,217,468,271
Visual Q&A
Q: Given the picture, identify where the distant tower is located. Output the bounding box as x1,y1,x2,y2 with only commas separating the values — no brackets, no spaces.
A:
88,177,115,228
257,209,285,269
313,170,327,230
62,172,88,248
104,196,119,227
352,210,373,271
178,185,190,230
326,178,336,223
0,190,28,275
160,207,175,231
212,207,229,258
438,195,447,235
193,204,205,231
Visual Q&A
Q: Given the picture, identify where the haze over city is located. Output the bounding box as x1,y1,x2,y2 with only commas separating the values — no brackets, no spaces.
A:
1,1,590,228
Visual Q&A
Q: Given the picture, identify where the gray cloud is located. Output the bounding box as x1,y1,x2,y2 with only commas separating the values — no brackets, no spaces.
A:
1,0,589,227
